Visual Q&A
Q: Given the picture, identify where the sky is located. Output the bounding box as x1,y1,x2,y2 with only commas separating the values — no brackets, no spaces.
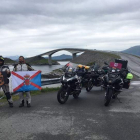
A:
0,0,140,57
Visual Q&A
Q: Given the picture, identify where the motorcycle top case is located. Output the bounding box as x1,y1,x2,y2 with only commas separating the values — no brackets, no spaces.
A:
115,59,128,69
126,73,133,80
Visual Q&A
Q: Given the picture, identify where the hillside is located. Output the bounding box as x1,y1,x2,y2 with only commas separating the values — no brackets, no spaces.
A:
5,58,16,65
71,51,120,67
122,45,140,56
25,56,60,65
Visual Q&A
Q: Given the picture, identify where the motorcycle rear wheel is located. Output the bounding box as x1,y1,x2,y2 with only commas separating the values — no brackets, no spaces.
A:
86,80,93,92
104,88,112,106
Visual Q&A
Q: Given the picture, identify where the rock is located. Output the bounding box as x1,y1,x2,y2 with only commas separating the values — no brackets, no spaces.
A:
71,51,120,67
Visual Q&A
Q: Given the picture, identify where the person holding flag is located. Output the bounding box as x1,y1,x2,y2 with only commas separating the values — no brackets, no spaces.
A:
0,56,13,107
13,56,34,107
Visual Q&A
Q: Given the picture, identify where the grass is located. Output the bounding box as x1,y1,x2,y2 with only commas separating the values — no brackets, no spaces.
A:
30,87,60,95
52,69,63,73
0,87,60,104
25,56,59,65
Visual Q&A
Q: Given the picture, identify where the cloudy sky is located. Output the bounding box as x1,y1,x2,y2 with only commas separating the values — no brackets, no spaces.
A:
0,0,140,57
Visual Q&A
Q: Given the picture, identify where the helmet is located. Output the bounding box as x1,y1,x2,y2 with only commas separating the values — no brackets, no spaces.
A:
126,73,133,80
77,64,83,68
84,66,90,70
0,56,4,66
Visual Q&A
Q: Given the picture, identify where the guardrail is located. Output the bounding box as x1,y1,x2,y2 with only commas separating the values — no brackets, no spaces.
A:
41,78,61,86
131,70,140,78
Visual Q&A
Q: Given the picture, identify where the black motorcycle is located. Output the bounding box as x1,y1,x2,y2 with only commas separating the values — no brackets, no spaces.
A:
104,69,124,106
86,63,110,92
76,67,91,90
57,68,82,104
102,62,111,74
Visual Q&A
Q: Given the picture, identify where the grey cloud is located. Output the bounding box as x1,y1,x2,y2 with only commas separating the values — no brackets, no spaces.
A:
0,0,140,56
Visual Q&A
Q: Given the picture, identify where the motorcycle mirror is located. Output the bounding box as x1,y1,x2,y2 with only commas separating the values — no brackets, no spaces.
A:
104,62,108,65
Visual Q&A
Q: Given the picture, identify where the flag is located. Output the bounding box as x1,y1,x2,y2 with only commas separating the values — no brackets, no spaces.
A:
110,62,122,70
12,71,41,92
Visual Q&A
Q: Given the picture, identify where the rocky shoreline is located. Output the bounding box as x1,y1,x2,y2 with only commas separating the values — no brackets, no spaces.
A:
42,68,64,79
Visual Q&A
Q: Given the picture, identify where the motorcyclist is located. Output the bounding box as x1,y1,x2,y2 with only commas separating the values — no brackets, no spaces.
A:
13,56,34,107
0,56,13,107
76,64,85,76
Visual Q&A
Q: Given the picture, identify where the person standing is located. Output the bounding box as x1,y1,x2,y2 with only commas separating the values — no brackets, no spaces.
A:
13,56,34,107
0,56,13,107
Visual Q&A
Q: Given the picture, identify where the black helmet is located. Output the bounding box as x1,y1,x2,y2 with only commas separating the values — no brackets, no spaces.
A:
0,56,4,66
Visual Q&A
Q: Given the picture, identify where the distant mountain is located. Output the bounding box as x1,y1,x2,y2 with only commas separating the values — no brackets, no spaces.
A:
52,54,72,60
122,45,140,56
45,54,72,60
6,55,19,60
7,54,73,61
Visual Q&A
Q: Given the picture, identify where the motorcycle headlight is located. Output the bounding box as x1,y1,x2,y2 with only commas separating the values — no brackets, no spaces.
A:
61,76,66,81
112,69,115,72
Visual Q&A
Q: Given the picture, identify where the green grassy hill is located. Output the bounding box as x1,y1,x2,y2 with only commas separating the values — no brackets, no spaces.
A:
25,56,59,65
5,58,16,65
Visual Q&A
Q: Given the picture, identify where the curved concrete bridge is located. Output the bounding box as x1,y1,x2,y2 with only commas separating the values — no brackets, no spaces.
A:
37,48,91,65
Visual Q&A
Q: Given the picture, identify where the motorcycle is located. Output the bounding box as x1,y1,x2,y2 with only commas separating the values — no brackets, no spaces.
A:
103,68,132,106
76,66,91,89
57,67,82,104
104,69,123,106
86,63,110,92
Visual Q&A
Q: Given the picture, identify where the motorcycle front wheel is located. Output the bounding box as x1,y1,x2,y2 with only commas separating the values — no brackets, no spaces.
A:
73,90,81,99
57,87,69,104
73,84,81,98
104,88,112,106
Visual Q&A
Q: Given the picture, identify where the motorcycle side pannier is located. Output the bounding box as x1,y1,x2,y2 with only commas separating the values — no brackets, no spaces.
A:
123,79,130,89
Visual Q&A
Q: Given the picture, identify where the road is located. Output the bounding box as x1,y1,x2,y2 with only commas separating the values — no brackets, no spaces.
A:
0,81,140,140
119,53,140,76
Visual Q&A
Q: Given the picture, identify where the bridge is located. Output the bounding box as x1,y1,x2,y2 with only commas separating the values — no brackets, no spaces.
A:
37,48,92,65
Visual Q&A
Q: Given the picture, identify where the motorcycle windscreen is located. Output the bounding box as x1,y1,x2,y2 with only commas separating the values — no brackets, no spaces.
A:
93,64,100,71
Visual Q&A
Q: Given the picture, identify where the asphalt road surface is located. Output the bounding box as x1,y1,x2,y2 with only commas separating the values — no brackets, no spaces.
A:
0,81,140,140
119,53,140,76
